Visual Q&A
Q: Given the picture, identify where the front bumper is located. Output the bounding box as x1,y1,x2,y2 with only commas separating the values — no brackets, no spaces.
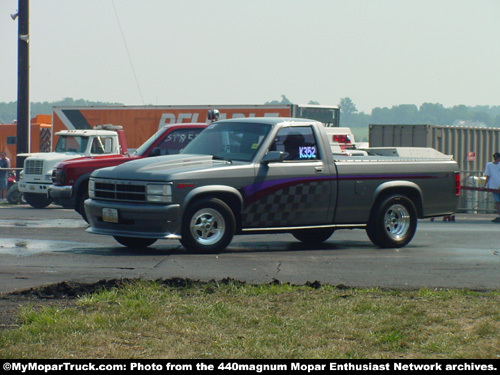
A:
18,182,50,195
84,199,182,240
48,185,75,207
48,185,73,199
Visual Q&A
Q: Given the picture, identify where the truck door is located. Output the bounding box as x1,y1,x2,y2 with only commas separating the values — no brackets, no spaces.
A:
242,125,334,228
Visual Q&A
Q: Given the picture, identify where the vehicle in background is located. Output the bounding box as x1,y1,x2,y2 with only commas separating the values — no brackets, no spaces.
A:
18,125,126,208
323,127,356,151
49,123,208,221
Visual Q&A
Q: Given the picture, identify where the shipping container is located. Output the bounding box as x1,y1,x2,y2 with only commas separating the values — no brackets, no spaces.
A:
369,124,500,174
369,124,500,213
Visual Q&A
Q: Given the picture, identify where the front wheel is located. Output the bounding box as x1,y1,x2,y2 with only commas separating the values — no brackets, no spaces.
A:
366,195,417,248
24,193,52,209
113,236,157,248
180,198,235,253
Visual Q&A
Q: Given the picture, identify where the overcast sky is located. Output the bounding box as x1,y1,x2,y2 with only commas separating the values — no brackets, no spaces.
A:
1,0,499,113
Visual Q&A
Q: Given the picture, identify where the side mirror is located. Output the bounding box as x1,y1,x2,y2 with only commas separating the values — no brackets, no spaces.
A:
261,151,285,165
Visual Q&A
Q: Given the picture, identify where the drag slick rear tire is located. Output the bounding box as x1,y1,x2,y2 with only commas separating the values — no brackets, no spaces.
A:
366,194,417,248
180,197,235,253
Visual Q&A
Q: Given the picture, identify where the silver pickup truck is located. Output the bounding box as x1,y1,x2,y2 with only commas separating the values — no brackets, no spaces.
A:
85,118,460,252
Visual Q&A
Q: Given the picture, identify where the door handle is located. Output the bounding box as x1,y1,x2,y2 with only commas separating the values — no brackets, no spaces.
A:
315,166,324,173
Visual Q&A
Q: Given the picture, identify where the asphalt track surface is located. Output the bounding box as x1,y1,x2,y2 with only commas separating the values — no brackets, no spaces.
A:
1,204,499,293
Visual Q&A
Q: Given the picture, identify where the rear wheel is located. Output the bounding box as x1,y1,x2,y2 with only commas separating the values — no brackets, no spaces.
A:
113,236,157,248
180,198,235,253
366,195,417,248
292,228,334,244
24,192,52,209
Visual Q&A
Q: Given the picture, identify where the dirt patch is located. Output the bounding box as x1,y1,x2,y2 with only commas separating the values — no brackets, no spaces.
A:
0,279,129,330
0,278,331,330
0,278,223,330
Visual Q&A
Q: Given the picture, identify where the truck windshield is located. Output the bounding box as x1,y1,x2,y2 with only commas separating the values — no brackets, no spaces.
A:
181,122,271,162
135,126,203,156
54,136,89,153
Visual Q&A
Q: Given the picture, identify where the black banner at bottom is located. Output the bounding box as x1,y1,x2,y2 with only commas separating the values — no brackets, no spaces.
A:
1,359,498,374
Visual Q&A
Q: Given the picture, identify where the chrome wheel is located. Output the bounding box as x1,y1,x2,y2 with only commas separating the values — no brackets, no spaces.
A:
383,204,411,240
181,198,235,253
190,208,226,246
366,195,417,248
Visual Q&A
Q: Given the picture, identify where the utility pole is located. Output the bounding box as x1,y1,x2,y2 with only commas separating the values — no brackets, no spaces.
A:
16,0,30,170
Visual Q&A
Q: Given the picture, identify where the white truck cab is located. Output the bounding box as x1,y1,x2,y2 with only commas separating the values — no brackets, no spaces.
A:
18,125,123,208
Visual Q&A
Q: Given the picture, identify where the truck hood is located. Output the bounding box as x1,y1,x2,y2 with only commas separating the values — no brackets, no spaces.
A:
57,153,133,168
91,154,217,180
24,152,86,163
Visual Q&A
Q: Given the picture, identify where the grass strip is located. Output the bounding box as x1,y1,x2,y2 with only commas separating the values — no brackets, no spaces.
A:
1,279,499,359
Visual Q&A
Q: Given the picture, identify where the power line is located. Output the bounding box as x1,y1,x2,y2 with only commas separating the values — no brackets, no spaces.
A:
111,0,145,106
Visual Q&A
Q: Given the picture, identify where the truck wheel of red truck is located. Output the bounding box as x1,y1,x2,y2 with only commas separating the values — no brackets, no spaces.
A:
24,193,52,209
366,194,417,248
113,236,157,248
77,189,89,223
180,197,236,253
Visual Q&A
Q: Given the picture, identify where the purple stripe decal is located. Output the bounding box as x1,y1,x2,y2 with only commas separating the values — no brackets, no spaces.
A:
338,174,437,181
242,174,438,205
243,176,335,205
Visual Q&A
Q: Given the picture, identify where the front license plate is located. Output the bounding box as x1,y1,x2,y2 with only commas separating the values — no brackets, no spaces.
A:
102,208,119,223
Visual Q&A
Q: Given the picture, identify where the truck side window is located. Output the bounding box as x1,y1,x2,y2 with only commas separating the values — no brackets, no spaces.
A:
91,137,113,154
271,126,320,161
157,128,203,155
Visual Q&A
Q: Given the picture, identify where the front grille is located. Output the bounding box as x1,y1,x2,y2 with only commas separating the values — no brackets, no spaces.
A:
25,160,44,175
94,180,146,202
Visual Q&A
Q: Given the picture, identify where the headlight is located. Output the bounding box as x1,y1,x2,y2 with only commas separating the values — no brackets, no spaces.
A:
52,169,66,185
146,184,172,203
88,179,95,198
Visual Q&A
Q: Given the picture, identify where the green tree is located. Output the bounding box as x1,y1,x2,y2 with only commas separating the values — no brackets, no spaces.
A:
339,97,357,117
265,95,292,105
469,111,491,125
392,104,419,124
371,107,393,124
494,115,500,127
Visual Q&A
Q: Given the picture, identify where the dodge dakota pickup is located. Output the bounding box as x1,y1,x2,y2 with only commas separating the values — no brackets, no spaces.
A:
85,118,460,252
